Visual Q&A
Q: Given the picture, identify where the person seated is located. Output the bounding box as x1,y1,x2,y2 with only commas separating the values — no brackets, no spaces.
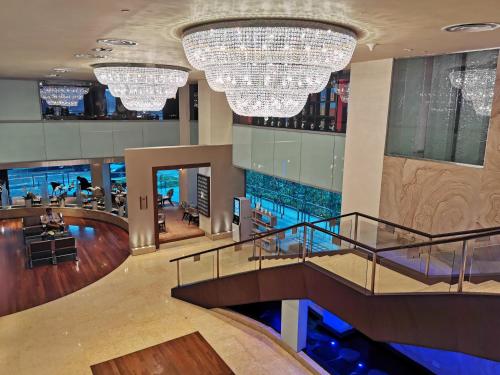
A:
40,208,65,231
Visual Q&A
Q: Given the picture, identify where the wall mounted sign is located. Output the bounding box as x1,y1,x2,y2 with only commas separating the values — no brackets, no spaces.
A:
197,174,210,217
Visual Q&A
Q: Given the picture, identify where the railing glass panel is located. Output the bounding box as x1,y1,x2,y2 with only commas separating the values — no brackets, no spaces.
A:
219,243,258,277
375,242,465,294
178,252,216,286
465,235,500,294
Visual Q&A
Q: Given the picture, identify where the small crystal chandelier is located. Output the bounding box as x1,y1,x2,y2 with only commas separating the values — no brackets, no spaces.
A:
182,19,357,117
337,83,350,103
92,63,189,111
449,68,496,116
40,85,89,107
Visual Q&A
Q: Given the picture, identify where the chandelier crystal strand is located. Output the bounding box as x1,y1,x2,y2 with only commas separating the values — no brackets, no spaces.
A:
182,19,357,117
92,63,189,111
40,86,89,106
449,68,496,116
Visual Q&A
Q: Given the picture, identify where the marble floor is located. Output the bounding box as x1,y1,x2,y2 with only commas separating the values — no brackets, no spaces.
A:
0,236,312,375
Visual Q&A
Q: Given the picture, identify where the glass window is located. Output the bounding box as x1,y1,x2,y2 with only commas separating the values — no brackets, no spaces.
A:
156,170,180,204
40,84,179,121
7,164,91,205
386,49,498,166
233,70,350,134
245,170,341,227
110,163,126,186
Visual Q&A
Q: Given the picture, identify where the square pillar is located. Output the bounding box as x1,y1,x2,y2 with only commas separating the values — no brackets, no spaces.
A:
281,299,309,352
198,79,233,145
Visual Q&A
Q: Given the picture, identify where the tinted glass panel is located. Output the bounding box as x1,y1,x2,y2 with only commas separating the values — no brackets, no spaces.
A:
386,49,498,166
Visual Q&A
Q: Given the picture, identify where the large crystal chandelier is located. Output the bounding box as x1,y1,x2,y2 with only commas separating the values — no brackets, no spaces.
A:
182,19,357,117
449,68,496,116
92,63,189,111
40,85,89,107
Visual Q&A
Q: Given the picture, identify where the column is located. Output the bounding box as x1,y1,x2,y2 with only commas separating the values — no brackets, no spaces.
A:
197,79,234,234
179,84,191,205
179,84,190,145
90,162,103,187
101,163,112,211
281,299,309,352
198,79,233,145
341,59,393,217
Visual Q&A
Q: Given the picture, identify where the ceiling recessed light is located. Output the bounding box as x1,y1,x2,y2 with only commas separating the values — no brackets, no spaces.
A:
53,67,71,73
91,47,113,53
403,48,414,52
74,53,108,59
45,73,60,78
443,22,500,32
97,38,138,46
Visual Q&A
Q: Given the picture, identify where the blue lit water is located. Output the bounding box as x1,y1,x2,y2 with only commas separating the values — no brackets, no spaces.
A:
231,301,432,375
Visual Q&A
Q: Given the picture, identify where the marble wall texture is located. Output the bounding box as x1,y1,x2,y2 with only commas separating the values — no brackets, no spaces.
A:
379,56,500,233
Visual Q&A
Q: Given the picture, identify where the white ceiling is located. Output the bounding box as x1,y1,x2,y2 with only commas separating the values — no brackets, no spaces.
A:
1,0,499,81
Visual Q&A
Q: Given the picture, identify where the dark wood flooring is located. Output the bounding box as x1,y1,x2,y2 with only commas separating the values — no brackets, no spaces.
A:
91,332,234,375
159,206,205,244
0,217,129,317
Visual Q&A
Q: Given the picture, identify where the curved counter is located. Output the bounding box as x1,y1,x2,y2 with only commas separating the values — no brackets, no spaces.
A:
0,206,128,234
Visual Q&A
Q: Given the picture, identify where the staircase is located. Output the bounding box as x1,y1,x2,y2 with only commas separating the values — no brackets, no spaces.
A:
170,212,500,362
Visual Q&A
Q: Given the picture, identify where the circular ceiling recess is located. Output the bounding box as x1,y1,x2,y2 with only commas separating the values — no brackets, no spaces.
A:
443,22,500,32
97,38,138,46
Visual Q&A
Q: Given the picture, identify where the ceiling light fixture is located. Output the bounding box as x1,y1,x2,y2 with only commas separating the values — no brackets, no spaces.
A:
74,53,107,59
39,85,89,107
449,68,496,116
443,22,500,33
182,19,357,117
91,63,189,111
91,47,113,53
97,38,138,46
53,67,71,73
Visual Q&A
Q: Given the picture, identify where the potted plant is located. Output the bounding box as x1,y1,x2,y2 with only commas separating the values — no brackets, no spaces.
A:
24,192,36,208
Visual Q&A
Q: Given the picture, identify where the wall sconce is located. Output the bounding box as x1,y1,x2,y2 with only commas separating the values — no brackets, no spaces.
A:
139,195,148,210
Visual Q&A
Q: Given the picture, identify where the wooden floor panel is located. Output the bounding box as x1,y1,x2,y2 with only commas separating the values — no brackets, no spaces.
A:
0,217,129,317
91,332,234,375
158,206,205,244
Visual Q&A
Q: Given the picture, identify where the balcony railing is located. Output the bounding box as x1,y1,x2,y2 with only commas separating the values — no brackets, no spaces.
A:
171,212,500,295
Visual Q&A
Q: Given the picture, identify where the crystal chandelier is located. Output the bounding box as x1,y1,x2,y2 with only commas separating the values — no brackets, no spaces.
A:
182,19,357,117
92,63,189,111
40,85,89,107
449,68,496,116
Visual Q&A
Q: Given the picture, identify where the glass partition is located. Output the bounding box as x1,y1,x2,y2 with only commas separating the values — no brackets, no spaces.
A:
465,235,500,294
386,49,498,166
246,170,342,228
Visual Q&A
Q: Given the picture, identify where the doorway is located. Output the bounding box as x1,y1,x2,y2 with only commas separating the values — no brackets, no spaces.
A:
153,164,209,248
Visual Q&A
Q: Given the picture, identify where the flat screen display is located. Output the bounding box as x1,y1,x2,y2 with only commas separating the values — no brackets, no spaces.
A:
233,198,240,217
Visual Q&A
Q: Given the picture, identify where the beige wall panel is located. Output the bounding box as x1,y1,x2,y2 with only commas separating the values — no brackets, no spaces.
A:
380,156,481,233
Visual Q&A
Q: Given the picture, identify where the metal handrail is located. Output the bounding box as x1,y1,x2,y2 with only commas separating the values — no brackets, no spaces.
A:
171,212,500,295
170,212,500,262
170,220,374,263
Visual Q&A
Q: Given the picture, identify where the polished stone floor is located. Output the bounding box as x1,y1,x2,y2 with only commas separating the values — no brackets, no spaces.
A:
0,237,311,375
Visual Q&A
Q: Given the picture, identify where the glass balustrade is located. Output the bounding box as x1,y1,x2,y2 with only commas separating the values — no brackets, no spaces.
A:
173,214,500,296
464,235,500,294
